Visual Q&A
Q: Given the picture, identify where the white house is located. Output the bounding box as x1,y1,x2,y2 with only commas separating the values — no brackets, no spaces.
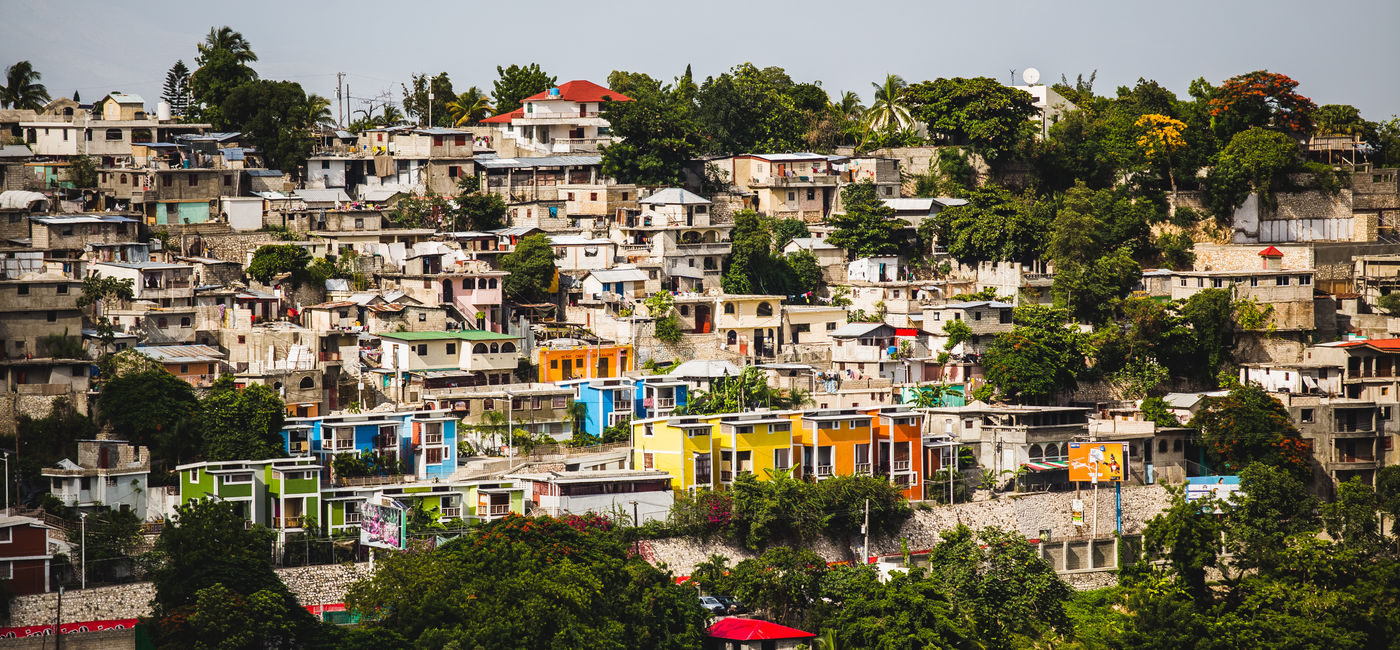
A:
507,469,674,524
42,437,151,519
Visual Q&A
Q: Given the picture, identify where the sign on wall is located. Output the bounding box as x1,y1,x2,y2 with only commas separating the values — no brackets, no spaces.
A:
360,494,407,550
1067,442,1127,483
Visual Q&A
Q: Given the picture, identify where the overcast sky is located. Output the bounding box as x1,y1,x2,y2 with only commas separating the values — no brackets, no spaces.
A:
4,0,1398,122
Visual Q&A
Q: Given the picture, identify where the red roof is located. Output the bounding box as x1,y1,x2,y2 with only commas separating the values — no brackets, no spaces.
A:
708,618,815,641
522,80,632,104
1258,246,1284,257
480,108,523,124
1351,338,1400,350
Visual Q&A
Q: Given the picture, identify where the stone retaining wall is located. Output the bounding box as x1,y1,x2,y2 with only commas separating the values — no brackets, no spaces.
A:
7,563,373,627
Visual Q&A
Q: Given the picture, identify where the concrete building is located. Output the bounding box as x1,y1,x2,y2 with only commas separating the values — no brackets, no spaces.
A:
42,435,151,519
486,80,632,156
508,469,674,523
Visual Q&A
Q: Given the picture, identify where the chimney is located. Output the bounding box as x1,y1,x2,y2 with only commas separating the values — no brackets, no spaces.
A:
1259,246,1283,272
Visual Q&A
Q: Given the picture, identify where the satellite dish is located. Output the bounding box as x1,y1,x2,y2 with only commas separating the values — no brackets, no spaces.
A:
1022,68,1041,85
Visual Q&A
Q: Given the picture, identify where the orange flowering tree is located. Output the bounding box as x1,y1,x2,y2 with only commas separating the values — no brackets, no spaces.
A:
1188,383,1311,477
1207,70,1316,137
1135,113,1188,194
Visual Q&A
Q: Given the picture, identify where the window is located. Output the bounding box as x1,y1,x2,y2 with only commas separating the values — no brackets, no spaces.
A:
446,343,456,354
806,188,815,201
1158,439,1168,453
0,529,12,544
1299,275,1312,286
724,303,735,314
56,284,67,294
643,452,654,469
163,175,172,187
1250,277,1259,287
180,316,191,327
590,192,598,201
974,311,983,321
1277,276,1290,286
1212,279,1224,288
188,468,200,482
757,302,772,317
16,285,28,295
46,310,56,322
221,472,252,484
787,191,796,201
105,129,122,140
1179,278,1188,287
189,175,198,186
417,344,428,355
179,364,189,373
826,322,837,331
554,396,567,408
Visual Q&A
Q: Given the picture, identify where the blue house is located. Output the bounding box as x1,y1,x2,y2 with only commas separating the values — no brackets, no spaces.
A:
281,409,459,482
562,377,689,437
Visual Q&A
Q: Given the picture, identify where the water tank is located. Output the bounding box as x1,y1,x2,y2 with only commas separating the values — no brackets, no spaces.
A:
548,87,560,97
156,101,172,121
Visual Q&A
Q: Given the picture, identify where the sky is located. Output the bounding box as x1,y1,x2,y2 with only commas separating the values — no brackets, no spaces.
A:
4,0,1398,123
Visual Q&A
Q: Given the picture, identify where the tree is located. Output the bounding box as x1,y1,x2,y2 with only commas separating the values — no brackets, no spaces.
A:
1177,288,1235,379
904,77,1037,168
1313,104,1367,136
500,233,556,304
606,70,666,100
304,94,333,129
926,525,1073,645
97,369,199,462
1,60,50,110
695,63,806,154
1138,485,1226,602
1141,396,1181,426
400,72,454,127
445,86,492,126
600,90,699,186
1136,113,1188,195
1376,292,1400,315
5,399,94,500
1052,246,1142,324
1226,462,1319,571
161,60,192,117
932,183,1048,264
76,508,143,584
344,514,707,648
644,291,682,344
1188,383,1311,476
862,74,913,139
1205,127,1300,217
246,244,311,285
1208,70,1315,138
454,192,507,231
826,181,903,257
68,154,98,188
189,28,258,126
492,63,556,114
1321,478,1382,551
981,306,1090,402
221,80,313,177
197,376,286,461
151,500,321,648
678,367,802,415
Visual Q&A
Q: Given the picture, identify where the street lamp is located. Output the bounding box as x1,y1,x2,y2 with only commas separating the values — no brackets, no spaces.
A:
503,389,516,470
80,512,88,590
1,450,9,516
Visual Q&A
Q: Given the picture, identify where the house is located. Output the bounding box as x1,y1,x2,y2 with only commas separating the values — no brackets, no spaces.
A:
0,516,55,596
1012,83,1078,138
922,301,1015,355
564,375,688,437
1263,392,1387,494
672,294,785,359
1168,247,1315,332
320,479,524,535
537,340,634,382
0,273,83,359
781,237,845,282
882,196,967,229
829,322,928,383
42,434,151,519
378,256,508,332
176,457,323,541
551,235,618,274
713,153,842,221
924,403,1093,484
780,305,847,351
1240,361,1343,396
705,618,815,650
611,188,731,291
426,383,576,444
631,410,797,492
135,344,226,388
487,80,632,156
473,155,601,222
579,267,648,308
282,409,458,481
27,214,140,252
92,261,196,308
373,330,522,401
508,469,674,523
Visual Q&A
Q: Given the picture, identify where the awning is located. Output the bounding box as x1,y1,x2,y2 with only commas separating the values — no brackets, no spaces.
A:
1022,460,1069,472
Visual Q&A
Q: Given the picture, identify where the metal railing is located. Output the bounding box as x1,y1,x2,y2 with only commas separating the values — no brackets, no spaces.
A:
655,397,675,409
440,507,462,518
277,516,304,528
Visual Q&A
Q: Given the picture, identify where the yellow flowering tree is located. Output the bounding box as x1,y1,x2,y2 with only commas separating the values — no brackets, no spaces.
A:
1136,113,1187,195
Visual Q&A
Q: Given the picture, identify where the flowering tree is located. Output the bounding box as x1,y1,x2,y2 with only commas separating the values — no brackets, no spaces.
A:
1208,71,1316,137
1136,113,1188,194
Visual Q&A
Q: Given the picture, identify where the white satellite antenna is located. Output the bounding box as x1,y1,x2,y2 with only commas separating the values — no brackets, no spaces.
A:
1022,67,1041,85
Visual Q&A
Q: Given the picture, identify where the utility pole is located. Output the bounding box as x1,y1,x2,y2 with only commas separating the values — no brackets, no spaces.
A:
54,585,62,648
861,498,870,565
336,72,346,128
79,513,87,590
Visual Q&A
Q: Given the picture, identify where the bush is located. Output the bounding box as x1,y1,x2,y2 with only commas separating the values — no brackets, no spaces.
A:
1377,292,1400,315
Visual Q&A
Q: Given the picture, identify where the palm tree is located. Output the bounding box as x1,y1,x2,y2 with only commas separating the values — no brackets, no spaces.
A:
2,61,51,110
446,87,493,126
862,74,913,137
305,94,333,129
833,91,864,120
374,104,404,126
197,26,257,65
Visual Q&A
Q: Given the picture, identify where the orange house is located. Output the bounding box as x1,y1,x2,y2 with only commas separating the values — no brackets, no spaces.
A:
537,343,633,382
792,411,875,482
864,407,925,500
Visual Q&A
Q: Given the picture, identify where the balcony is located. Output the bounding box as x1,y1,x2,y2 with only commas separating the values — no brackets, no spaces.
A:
516,110,602,121
720,470,734,483
288,441,309,454
816,465,834,477
749,174,838,188
486,504,510,516
854,462,872,475
654,396,675,410
612,400,633,413
671,242,731,257
440,506,462,519
344,512,361,524
893,460,912,472
276,516,304,529
422,433,444,446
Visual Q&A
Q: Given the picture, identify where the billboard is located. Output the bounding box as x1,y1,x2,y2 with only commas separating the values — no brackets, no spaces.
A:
1067,442,1126,483
360,495,407,550
1186,475,1241,506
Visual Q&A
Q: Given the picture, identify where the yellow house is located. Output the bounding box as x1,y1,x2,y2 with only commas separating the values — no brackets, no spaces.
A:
632,411,798,492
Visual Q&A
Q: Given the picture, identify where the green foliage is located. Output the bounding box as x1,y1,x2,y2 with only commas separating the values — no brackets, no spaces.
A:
79,275,135,308
600,89,699,186
39,328,86,359
927,525,1073,645
387,195,454,229
3,399,93,500
1156,232,1196,270
1376,292,1400,315
344,514,707,648
981,306,1090,402
500,233,556,303
695,63,806,154
942,318,972,350
97,370,199,463
188,30,257,127
826,181,903,257
68,154,98,188
76,508,143,584
1140,396,1181,426
492,63,556,114
221,80,313,177
454,192,507,231
1178,288,1235,378
245,244,310,285
1226,462,1319,572
677,366,803,414
1320,478,1382,551
1204,126,1301,217
197,375,286,461
932,183,1048,264
400,72,454,127
1233,297,1275,333
1207,70,1316,138
904,77,1038,168
1188,383,1311,476
771,218,810,249
601,415,631,444
2,61,51,110
721,210,822,295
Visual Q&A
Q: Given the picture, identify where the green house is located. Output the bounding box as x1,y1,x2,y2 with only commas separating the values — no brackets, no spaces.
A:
177,457,322,538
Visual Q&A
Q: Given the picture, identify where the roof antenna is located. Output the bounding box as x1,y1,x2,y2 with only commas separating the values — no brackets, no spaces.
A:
1009,69,1016,86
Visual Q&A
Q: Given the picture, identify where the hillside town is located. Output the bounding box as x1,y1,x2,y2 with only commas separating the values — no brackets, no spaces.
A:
1,20,1400,650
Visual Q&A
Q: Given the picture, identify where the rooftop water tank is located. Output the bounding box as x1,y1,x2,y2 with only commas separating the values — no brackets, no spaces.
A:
156,101,171,121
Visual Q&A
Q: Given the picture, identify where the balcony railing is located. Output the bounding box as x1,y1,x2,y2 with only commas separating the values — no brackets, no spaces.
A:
517,110,601,120
720,470,733,483
816,465,834,477
655,397,675,409
488,504,510,516
344,513,361,524
854,462,872,474
276,516,304,529
440,507,462,518
893,460,912,472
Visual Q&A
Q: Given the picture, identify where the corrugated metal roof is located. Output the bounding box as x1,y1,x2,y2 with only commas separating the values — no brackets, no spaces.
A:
829,322,890,338
640,188,710,205
475,155,601,170
587,268,648,283
136,344,225,363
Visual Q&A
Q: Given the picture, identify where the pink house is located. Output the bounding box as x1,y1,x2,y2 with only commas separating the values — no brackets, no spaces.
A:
436,270,508,332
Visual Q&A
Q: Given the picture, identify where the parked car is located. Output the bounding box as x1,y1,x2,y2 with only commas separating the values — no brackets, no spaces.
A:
715,595,747,614
698,595,727,615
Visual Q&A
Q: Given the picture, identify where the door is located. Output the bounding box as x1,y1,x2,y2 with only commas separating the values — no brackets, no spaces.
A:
442,279,454,303
695,305,712,334
597,356,610,378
